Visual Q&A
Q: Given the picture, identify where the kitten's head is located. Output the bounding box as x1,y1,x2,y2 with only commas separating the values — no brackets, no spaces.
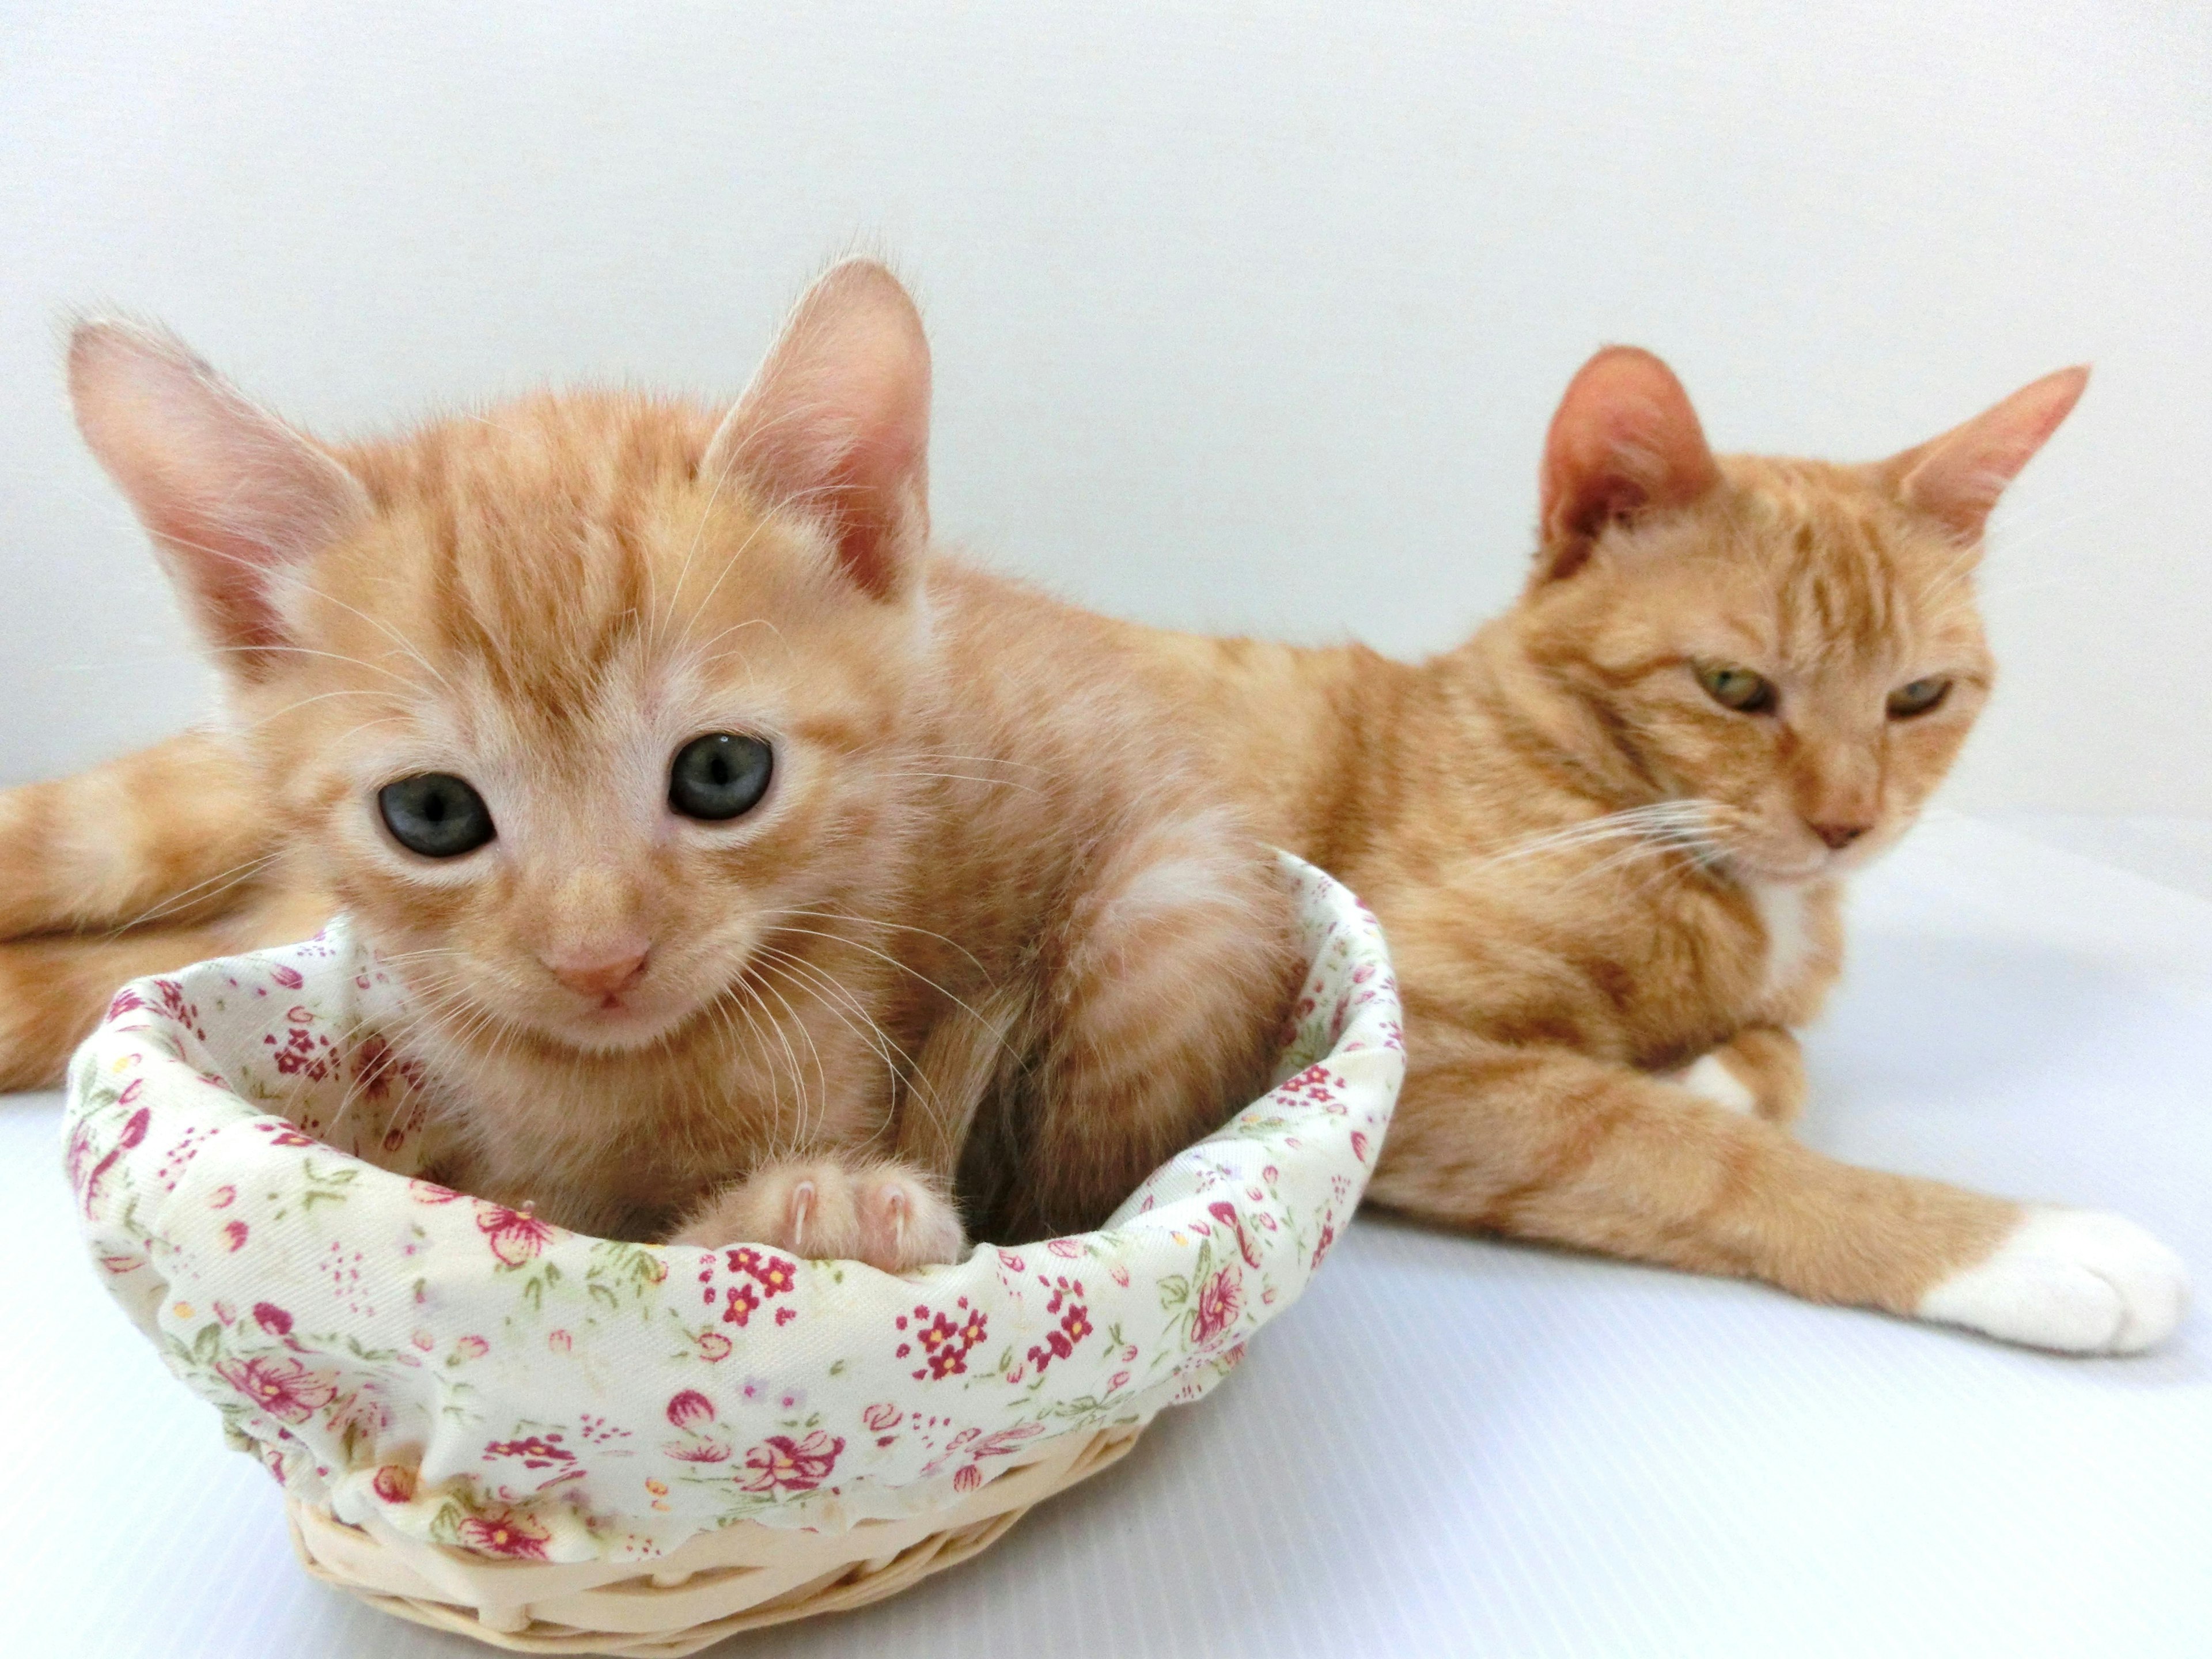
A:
1512,347,2086,884
71,262,939,1055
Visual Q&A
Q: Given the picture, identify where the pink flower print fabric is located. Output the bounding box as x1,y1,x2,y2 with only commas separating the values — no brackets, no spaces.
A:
63,854,1402,1563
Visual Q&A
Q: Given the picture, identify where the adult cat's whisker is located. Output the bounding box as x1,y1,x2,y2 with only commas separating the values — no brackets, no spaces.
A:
1476,802,1721,870
1551,835,1699,894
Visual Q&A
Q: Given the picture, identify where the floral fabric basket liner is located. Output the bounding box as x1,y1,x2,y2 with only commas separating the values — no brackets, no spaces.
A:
64,854,1402,1567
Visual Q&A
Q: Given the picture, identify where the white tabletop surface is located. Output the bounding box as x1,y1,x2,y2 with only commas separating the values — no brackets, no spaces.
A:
3,810,2207,1658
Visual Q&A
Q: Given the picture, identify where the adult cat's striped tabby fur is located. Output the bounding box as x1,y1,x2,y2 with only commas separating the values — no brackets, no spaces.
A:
1134,347,2182,1354
0,266,2184,1350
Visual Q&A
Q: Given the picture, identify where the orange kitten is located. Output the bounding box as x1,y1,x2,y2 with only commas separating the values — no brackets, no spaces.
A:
47,263,1298,1263
1132,347,2186,1352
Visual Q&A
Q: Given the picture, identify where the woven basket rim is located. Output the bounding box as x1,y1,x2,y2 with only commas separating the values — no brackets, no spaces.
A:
66,853,1403,1566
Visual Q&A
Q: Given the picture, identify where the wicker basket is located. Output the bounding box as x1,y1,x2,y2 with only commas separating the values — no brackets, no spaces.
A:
69,855,1401,1654
288,1424,1140,1655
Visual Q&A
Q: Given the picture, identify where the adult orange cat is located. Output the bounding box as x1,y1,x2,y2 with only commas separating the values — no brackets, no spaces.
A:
1134,344,2184,1354
14,263,1300,1263
0,267,2184,1351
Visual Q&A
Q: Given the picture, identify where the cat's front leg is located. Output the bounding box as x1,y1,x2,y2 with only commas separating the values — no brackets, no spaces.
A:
668,1156,966,1272
1662,1026,1807,1124
1372,1021,2187,1354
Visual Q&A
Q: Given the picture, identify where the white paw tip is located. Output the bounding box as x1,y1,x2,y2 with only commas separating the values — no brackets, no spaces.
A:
1919,1208,2190,1354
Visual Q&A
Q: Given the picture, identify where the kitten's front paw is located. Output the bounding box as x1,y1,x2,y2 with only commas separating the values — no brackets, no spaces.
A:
853,1166,967,1272
1918,1207,2188,1354
669,1159,965,1273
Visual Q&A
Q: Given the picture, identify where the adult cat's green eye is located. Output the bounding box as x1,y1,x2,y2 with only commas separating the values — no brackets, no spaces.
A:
378,773,495,858
1887,677,1952,718
669,733,774,821
1696,664,1777,714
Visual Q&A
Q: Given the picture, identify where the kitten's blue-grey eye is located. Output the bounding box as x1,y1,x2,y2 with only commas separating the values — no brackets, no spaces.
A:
378,774,495,858
669,733,774,821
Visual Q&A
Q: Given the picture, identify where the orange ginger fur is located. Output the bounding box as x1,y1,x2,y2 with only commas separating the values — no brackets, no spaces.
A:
1,292,2184,1347
13,263,1298,1264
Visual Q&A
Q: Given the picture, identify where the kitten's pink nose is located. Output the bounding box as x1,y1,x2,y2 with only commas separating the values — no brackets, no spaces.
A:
1810,821,1870,851
547,948,650,1001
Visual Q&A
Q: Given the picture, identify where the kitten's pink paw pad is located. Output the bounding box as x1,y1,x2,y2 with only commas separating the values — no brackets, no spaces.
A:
670,1160,963,1274
1918,1208,2188,1354
855,1172,965,1272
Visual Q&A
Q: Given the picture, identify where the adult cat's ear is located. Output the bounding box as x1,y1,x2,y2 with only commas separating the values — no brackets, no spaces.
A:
1884,366,2089,544
69,321,369,679
704,259,931,600
1536,346,1719,582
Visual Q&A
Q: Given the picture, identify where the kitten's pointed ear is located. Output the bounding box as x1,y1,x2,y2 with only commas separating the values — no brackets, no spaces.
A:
703,260,931,599
1885,366,2089,543
70,321,369,678
1536,346,1720,582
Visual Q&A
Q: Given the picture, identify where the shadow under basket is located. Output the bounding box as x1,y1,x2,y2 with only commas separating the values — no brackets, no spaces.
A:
289,1424,1142,1655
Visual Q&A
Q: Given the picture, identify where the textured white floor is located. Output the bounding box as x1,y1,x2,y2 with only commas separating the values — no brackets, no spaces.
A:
2,812,2207,1658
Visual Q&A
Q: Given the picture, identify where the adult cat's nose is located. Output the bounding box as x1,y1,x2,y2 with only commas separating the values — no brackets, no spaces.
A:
546,948,650,1000
1810,821,1870,850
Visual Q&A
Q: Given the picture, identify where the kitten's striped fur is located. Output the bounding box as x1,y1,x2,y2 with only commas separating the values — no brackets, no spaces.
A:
21,263,1300,1263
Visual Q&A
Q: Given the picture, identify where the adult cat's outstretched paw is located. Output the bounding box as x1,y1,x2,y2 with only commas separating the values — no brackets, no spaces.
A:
669,1158,965,1273
1918,1207,2188,1354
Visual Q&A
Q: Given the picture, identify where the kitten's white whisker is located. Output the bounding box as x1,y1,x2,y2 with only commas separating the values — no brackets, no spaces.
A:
880,771,1043,795
157,528,457,695
114,851,283,931
763,923,1021,1066
767,907,991,979
756,945,930,1100
746,965,833,1148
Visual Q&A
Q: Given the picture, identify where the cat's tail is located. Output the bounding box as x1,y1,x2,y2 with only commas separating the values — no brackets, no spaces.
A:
0,728,273,940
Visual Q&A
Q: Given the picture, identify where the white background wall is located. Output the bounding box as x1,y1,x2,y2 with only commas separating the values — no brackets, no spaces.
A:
3,1,2207,818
